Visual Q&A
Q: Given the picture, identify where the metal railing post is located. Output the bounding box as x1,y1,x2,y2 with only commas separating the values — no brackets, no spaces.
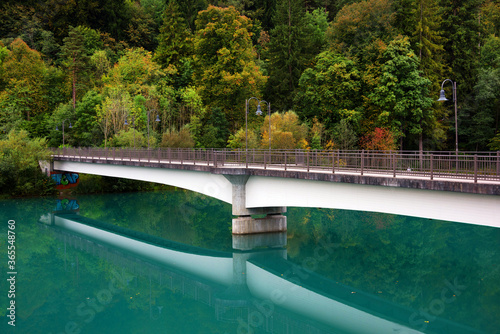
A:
393,151,396,177
497,151,500,180
361,150,364,176
332,151,335,174
284,152,287,171
474,155,478,183
307,151,310,172
264,151,267,170
430,154,434,180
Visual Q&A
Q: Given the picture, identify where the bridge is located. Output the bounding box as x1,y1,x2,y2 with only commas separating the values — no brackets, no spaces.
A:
39,211,485,334
47,147,500,231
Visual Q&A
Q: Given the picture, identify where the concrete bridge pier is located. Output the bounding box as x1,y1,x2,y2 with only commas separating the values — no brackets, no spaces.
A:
224,175,287,235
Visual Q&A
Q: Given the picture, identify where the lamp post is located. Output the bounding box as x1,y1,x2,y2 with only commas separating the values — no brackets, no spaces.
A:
437,79,458,154
124,116,135,148
56,119,72,147
147,109,161,149
256,100,271,151
245,97,272,152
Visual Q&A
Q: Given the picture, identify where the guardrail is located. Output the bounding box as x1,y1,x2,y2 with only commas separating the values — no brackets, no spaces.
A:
51,147,500,183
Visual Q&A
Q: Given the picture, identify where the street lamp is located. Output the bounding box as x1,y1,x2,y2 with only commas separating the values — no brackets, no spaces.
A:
124,116,136,148
56,119,72,147
256,100,271,151
437,79,458,154
147,109,160,149
245,97,272,152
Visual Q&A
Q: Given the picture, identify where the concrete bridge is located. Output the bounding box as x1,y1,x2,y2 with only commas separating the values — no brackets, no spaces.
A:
48,148,500,231
40,212,484,334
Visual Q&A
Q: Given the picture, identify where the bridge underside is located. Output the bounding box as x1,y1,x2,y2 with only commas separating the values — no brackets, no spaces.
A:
52,160,500,229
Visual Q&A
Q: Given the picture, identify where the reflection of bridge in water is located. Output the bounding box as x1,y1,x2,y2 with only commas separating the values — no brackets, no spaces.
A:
40,212,484,334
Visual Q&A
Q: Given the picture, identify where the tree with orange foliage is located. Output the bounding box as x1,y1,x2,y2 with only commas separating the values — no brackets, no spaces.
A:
359,127,397,151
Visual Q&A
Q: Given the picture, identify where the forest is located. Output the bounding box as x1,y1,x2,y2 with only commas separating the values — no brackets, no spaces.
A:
0,0,499,154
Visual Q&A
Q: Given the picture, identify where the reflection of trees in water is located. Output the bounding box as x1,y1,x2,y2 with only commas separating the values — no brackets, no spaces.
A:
285,207,500,332
75,190,233,251
1,193,499,333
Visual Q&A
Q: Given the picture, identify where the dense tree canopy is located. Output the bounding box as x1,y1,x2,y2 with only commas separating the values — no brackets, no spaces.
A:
0,0,498,154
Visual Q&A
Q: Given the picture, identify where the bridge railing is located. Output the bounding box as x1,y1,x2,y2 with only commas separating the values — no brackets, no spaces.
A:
51,147,500,183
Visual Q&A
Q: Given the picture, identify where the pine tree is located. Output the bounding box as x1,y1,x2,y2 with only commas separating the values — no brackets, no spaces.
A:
60,26,90,109
265,0,309,111
154,0,193,68
413,0,446,135
439,0,483,96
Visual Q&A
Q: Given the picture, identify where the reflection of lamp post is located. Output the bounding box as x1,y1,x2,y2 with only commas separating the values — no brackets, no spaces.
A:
124,116,135,148
56,119,72,147
256,100,271,150
437,79,458,154
147,109,160,149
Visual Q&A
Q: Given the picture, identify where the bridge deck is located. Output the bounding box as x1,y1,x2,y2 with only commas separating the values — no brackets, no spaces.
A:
51,147,500,195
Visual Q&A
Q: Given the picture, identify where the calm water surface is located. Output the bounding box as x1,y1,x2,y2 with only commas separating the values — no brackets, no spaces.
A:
0,190,499,334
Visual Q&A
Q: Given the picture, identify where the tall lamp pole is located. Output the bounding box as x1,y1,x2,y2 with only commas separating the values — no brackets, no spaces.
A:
147,109,160,149
124,116,135,148
56,119,72,147
437,79,458,154
245,97,260,154
256,100,271,151
246,97,272,167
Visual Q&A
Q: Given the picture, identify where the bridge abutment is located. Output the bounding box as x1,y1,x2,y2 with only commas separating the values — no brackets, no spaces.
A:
224,175,287,234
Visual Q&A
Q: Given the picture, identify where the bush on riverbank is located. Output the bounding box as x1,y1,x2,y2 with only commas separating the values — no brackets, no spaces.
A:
0,130,56,198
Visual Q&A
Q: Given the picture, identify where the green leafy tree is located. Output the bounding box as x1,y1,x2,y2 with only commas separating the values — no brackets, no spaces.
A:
295,51,363,130
111,128,149,147
370,36,434,150
0,130,54,197
97,88,133,147
260,111,309,149
326,0,396,61
0,39,49,134
193,5,266,128
72,90,104,147
160,126,195,148
265,0,310,110
332,118,358,150
190,107,230,148
102,47,163,97
304,7,329,57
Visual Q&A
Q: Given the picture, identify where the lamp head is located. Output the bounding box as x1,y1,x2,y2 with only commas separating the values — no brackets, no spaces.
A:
55,125,59,131
69,122,72,129
437,89,448,102
256,104,263,116
155,115,160,122
124,118,129,126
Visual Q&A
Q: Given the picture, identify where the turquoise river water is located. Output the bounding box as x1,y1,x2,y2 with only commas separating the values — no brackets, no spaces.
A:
0,190,499,334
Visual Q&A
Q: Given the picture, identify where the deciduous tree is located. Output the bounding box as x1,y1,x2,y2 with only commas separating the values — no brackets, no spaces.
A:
370,36,434,150
193,5,266,128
